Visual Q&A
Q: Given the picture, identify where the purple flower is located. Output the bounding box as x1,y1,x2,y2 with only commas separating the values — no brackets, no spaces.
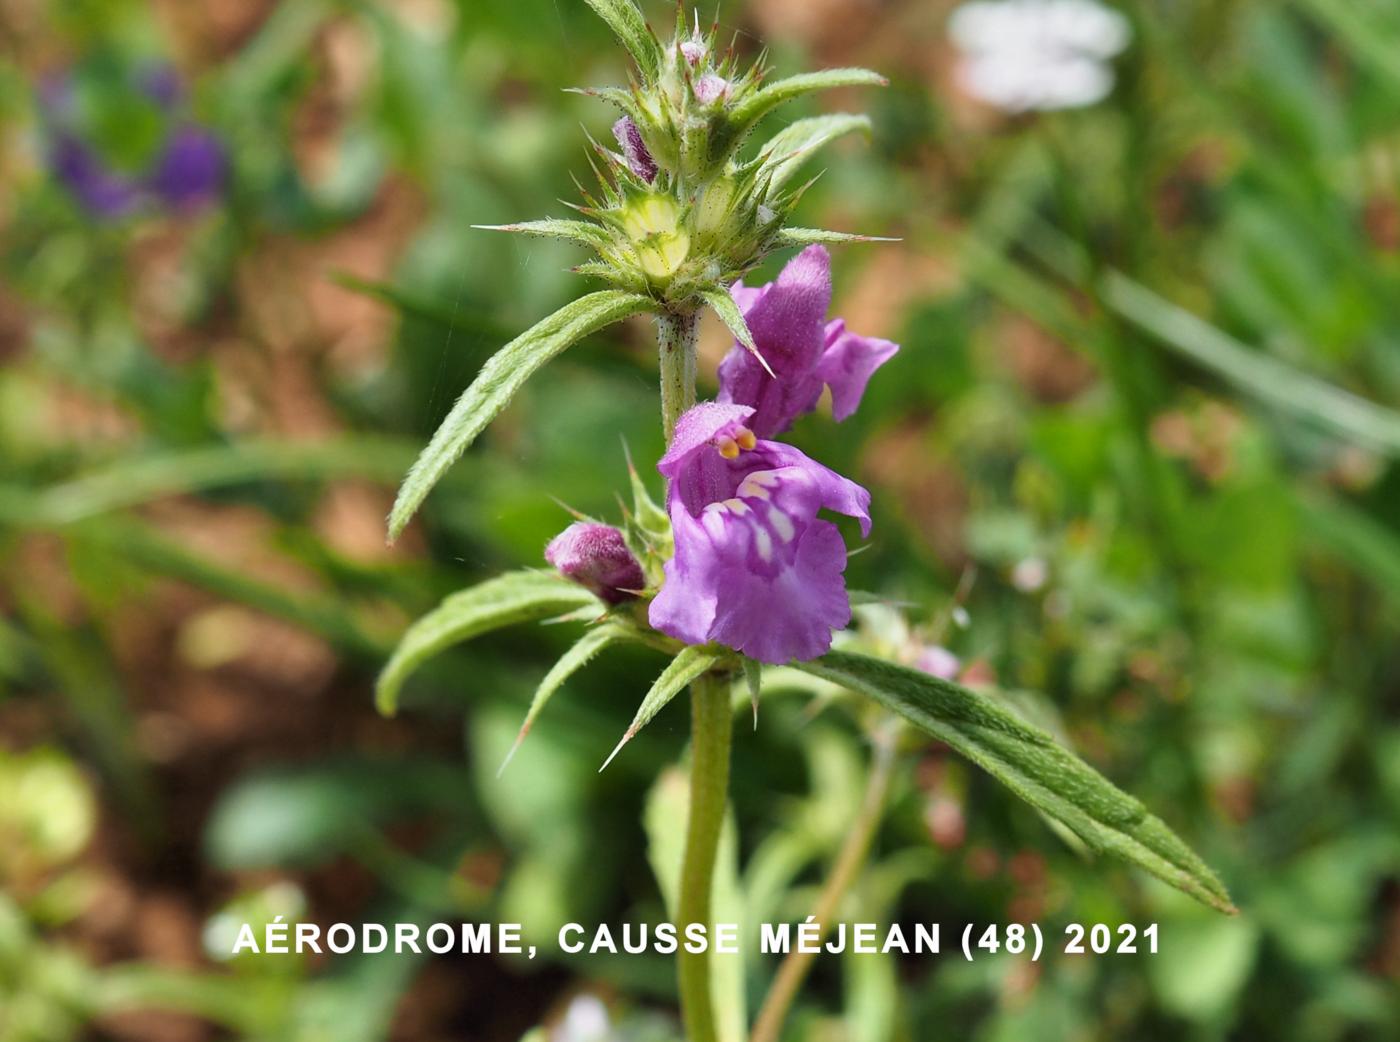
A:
546,523,646,604
717,245,900,438
649,403,871,664
612,117,658,184
146,125,225,209
39,63,225,219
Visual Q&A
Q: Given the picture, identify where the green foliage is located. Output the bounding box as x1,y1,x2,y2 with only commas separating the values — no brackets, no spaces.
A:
4,0,1400,1039
603,645,724,769
376,571,602,715
798,651,1235,913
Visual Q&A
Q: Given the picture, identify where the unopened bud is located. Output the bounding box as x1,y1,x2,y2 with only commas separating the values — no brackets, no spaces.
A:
612,117,658,183
545,523,645,604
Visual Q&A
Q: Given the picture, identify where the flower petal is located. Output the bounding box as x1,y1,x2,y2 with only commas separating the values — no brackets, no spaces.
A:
816,319,900,421
707,520,852,663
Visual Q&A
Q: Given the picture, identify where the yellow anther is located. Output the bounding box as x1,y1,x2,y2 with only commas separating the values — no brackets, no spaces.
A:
716,436,740,459
735,427,757,451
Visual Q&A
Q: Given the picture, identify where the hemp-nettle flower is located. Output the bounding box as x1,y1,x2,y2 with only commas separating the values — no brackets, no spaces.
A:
718,245,899,438
546,523,646,604
649,403,871,664
948,0,1131,113
612,117,658,184
39,63,225,219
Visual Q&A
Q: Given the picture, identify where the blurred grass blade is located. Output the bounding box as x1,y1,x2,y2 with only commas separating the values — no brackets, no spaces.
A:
69,516,387,656
1297,495,1400,612
377,571,601,716
601,645,722,770
387,290,654,541
1294,0,1400,93
582,0,662,80
12,437,419,526
797,651,1236,913
753,114,871,191
700,287,774,377
500,623,631,776
333,272,510,335
1102,273,1400,456
728,69,887,135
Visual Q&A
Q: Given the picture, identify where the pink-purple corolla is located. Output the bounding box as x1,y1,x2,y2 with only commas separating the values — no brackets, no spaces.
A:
718,245,899,438
546,522,645,604
648,403,871,664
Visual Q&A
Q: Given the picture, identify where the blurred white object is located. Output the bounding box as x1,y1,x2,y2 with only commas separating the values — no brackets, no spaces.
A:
553,995,612,1042
948,0,1131,112
1011,556,1049,592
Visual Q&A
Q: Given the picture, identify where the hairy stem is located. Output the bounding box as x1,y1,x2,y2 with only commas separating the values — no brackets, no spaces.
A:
677,671,734,1042
749,723,899,1042
657,309,699,443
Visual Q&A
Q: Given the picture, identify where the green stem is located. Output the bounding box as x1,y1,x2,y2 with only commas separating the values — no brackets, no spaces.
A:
750,723,898,1042
657,309,699,443
676,671,734,1042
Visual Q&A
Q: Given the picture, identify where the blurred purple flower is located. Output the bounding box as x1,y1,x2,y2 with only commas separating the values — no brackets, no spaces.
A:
649,402,871,664
916,645,961,681
546,522,646,604
718,245,899,438
39,63,225,219
612,117,658,184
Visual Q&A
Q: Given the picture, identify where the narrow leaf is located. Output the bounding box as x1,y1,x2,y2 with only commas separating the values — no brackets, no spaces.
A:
376,571,601,716
388,290,653,540
601,645,721,770
729,68,887,133
743,658,762,729
581,0,662,81
499,624,630,776
754,113,871,190
776,227,897,247
473,219,609,249
700,287,776,377
796,651,1236,913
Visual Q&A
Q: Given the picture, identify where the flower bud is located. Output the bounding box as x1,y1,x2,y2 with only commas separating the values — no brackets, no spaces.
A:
612,117,658,184
694,73,730,105
545,523,645,604
621,194,691,281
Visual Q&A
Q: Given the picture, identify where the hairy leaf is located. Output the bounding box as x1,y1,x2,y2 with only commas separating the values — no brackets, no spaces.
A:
499,623,632,775
388,290,653,540
754,113,871,190
797,651,1236,912
473,219,609,249
601,645,722,769
729,69,887,136
377,571,601,716
776,227,895,247
582,0,662,81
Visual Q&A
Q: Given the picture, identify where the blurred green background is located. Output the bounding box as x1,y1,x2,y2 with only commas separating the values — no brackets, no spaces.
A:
1,0,1398,1039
